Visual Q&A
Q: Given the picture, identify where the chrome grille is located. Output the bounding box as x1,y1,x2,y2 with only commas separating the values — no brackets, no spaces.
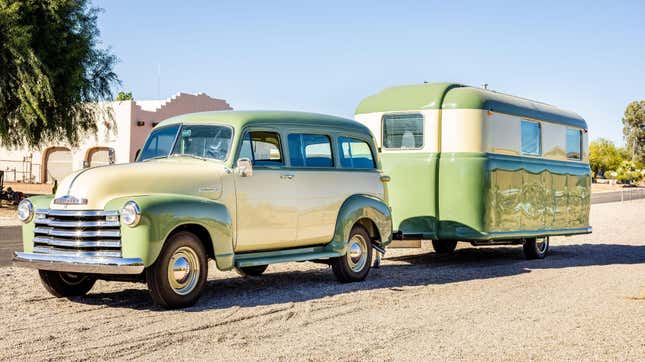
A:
33,209,121,258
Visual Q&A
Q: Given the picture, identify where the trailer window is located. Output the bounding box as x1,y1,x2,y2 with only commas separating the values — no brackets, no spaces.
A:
521,120,541,156
382,113,423,149
566,128,582,160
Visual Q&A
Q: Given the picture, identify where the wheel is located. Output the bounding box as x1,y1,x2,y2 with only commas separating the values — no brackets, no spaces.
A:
331,225,373,283
432,240,458,254
146,231,208,309
235,265,268,277
523,236,549,259
38,270,96,298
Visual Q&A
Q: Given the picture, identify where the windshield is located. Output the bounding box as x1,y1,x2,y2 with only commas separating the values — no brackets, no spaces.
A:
171,125,232,160
138,124,180,161
138,124,233,162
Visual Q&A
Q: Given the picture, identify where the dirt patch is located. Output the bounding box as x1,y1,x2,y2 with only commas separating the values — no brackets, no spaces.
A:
1,201,644,361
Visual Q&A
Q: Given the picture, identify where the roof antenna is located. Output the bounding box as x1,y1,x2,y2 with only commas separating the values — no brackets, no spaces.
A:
481,83,488,90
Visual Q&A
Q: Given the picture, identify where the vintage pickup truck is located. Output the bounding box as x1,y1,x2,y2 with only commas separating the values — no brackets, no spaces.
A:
14,111,392,308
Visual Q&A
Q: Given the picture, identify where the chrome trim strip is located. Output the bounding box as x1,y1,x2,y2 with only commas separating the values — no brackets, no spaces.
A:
33,236,121,249
34,227,121,238
13,252,144,275
33,246,121,258
35,209,119,217
34,219,120,228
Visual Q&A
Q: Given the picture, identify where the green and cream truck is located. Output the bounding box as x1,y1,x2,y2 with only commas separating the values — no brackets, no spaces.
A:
355,82,591,259
14,111,392,308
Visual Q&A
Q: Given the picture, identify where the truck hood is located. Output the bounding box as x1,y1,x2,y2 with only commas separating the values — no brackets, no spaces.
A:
51,157,228,210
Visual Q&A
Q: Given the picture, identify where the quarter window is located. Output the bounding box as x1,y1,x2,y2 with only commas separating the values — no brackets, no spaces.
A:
382,113,423,149
566,128,582,160
288,134,333,167
239,131,283,166
338,137,376,169
521,120,541,155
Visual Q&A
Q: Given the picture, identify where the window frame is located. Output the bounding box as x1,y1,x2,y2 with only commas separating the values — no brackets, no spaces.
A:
235,128,285,168
520,119,542,156
381,112,425,150
337,135,377,170
566,128,583,161
287,132,335,168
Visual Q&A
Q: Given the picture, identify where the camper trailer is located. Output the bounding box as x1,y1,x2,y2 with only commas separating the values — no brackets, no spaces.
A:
355,83,591,259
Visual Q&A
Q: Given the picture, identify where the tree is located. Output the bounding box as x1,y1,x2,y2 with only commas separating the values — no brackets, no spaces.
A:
589,138,623,177
622,100,645,164
0,0,119,148
116,91,133,101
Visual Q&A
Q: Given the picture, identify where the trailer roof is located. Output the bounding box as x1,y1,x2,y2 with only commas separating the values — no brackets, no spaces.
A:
355,82,587,129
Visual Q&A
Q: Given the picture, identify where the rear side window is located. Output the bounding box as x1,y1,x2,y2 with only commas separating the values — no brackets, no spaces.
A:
239,131,283,166
566,128,582,160
521,120,541,155
338,136,376,169
288,133,333,167
382,113,423,149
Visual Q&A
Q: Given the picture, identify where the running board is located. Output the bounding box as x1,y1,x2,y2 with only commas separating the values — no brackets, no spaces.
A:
234,246,341,268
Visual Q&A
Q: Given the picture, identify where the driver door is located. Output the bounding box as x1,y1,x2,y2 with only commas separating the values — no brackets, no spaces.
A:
234,129,298,252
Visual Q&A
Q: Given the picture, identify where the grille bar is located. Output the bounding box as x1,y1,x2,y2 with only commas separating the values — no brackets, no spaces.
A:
34,219,120,228
33,246,122,258
33,236,121,249
34,227,121,238
35,209,119,217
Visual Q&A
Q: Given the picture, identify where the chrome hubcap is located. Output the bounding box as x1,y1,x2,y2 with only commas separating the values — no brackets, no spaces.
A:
347,234,368,272
168,246,200,295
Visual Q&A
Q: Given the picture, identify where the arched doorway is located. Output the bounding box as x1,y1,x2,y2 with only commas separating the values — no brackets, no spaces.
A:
41,147,73,184
85,147,115,168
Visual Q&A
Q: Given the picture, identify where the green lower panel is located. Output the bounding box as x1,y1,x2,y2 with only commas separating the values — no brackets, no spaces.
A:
437,153,591,240
382,152,438,236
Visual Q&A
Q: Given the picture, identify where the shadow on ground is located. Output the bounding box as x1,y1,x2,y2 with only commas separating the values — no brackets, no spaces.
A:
73,243,645,312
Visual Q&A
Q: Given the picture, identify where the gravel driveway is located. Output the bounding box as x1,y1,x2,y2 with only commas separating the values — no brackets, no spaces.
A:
1,200,644,361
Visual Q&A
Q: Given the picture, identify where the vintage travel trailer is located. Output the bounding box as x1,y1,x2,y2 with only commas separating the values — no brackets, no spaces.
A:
355,83,591,259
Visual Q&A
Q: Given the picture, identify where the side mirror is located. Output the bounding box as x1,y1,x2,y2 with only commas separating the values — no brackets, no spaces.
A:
236,158,253,177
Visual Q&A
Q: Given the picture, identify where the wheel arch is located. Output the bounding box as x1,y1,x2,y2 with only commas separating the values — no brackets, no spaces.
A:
328,194,392,254
105,194,234,270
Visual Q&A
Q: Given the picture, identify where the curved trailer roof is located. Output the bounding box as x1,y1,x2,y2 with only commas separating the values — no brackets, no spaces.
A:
355,82,587,129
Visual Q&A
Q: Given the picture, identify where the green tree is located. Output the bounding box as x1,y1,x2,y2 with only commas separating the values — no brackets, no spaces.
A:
589,138,623,177
0,0,119,148
116,91,133,101
622,100,645,164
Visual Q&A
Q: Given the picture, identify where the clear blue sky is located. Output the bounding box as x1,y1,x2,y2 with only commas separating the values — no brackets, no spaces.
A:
95,0,644,145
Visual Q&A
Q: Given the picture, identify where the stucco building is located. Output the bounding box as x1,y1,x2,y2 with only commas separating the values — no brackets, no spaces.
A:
0,92,232,186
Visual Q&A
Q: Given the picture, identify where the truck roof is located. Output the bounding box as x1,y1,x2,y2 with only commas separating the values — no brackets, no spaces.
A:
355,82,587,129
158,110,372,134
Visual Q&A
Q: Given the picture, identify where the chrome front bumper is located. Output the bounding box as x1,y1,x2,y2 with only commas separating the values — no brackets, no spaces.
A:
13,252,144,275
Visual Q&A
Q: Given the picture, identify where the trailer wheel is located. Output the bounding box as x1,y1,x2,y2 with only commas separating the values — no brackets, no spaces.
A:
432,240,457,254
523,236,549,259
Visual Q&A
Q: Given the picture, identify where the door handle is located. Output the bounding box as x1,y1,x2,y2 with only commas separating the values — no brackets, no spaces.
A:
280,173,295,180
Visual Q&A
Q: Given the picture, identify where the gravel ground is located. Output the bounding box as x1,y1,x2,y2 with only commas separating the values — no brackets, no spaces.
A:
1,200,644,361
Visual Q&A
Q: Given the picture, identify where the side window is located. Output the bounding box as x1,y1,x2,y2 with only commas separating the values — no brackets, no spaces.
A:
382,113,423,149
288,133,333,167
338,136,376,169
239,131,283,166
566,128,582,160
521,120,541,155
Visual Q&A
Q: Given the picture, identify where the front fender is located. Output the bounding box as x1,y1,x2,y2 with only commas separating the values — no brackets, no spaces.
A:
21,195,55,252
105,194,233,269
327,194,392,254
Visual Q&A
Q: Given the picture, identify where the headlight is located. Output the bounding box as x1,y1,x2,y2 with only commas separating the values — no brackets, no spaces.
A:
17,199,33,223
121,200,141,227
